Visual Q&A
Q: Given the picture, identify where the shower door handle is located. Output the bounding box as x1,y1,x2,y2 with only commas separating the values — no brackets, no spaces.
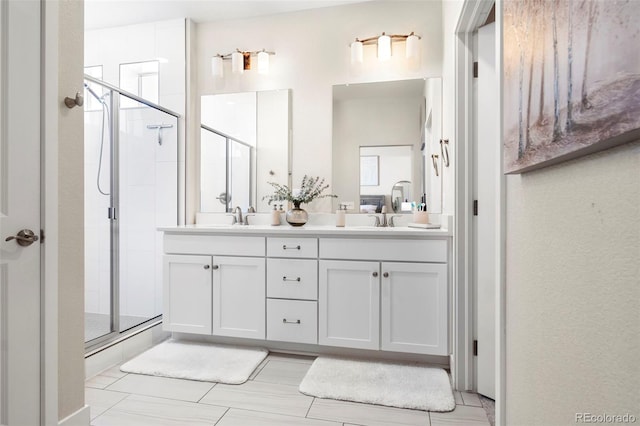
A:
5,229,39,247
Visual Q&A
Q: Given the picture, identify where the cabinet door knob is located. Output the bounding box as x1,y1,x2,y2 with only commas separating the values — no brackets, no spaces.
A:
203,265,210,270
372,271,378,277
383,272,389,278
212,265,219,270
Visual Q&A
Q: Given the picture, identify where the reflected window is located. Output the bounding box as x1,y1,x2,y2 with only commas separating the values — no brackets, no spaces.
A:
119,60,159,108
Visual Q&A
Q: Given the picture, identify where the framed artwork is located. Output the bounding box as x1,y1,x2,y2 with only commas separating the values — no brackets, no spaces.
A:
503,0,640,174
360,155,379,186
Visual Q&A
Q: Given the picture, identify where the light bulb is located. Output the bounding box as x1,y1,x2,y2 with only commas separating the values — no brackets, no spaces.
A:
351,39,363,64
378,33,391,61
211,55,223,77
231,50,243,74
257,51,269,74
406,33,420,59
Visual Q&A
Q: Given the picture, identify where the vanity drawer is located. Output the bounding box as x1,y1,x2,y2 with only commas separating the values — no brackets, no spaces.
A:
267,258,318,300
267,299,317,345
164,234,265,256
319,238,447,263
267,237,318,258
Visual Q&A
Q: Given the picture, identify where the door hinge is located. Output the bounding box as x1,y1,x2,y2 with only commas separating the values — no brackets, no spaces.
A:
40,229,45,244
473,200,478,216
473,339,478,356
473,61,479,78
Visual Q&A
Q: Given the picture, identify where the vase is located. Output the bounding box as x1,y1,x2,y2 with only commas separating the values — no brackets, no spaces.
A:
286,204,308,226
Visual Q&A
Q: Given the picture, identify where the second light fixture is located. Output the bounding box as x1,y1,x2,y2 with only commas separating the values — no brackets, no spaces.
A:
211,48,275,77
350,32,420,63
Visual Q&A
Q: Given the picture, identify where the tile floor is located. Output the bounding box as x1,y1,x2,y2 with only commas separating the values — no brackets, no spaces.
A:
86,352,491,426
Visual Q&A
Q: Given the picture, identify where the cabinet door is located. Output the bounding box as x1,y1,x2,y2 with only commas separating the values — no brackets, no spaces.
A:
212,256,266,339
319,260,380,350
163,255,212,334
381,262,448,355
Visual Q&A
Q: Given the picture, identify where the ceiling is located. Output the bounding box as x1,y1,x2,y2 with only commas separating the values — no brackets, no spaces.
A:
85,0,369,30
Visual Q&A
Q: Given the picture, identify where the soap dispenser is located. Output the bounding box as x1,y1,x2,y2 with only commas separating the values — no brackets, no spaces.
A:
271,205,281,226
336,204,346,227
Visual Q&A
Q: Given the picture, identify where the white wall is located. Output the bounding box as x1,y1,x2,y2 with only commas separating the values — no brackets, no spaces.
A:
505,141,640,424
195,1,443,214
57,0,85,419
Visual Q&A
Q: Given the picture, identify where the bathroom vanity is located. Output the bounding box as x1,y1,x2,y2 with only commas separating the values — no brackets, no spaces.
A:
160,224,451,357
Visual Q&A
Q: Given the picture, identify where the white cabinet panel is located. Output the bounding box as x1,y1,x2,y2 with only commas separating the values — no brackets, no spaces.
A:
267,258,318,300
212,256,266,339
163,255,212,334
267,299,318,344
318,260,380,350
267,237,318,258
381,262,448,355
319,238,447,262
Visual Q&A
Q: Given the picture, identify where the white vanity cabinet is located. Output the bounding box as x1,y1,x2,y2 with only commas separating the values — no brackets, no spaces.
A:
318,260,380,350
381,262,448,355
212,256,265,339
266,237,319,345
160,227,451,358
162,234,266,339
318,238,449,355
163,254,213,335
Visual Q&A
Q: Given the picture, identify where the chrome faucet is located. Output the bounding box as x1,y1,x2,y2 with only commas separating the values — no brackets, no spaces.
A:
368,206,389,227
233,206,243,225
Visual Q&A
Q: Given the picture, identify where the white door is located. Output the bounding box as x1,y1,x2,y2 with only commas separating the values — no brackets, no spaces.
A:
163,255,213,334
318,260,380,350
0,1,42,424
212,256,265,339
475,21,498,399
381,262,448,355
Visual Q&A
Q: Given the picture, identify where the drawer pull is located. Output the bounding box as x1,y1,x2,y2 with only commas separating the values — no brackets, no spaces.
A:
282,318,301,324
282,276,301,282
282,245,301,250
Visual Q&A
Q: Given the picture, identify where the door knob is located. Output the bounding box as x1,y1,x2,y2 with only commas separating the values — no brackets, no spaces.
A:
5,229,39,247
372,271,378,277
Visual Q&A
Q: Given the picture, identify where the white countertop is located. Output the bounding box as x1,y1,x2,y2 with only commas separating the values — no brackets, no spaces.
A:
159,224,452,238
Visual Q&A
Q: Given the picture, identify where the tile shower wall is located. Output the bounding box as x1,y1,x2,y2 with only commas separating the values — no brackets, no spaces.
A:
118,106,177,319
84,19,184,320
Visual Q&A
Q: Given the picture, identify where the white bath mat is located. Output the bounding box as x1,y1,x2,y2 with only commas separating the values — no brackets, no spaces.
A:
120,339,268,384
299,356,455,412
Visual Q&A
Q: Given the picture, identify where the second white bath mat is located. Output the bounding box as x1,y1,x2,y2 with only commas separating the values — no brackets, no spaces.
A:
299,356,455,412
120,339,268,384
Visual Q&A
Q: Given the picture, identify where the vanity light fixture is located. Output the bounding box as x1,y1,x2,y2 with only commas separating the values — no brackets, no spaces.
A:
211,49,276,78
350,32,421,64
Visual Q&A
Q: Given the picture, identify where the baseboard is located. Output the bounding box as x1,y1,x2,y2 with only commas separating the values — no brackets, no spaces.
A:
58,405,90,426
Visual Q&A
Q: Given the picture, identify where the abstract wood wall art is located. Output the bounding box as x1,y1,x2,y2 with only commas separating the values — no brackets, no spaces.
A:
503,0,640,173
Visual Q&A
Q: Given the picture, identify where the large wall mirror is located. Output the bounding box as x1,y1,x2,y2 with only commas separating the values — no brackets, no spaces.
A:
332,78,443,214
200,89,291,213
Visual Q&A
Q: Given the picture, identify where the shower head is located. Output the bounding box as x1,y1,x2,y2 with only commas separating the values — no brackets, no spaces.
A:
84,83,108,105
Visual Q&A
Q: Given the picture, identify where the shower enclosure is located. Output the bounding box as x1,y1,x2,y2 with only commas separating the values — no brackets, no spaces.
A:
84,75,179,348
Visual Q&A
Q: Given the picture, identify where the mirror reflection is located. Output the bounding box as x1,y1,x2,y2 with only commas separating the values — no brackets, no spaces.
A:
391,180,412,212
332,78,443,214
359,145,413,213
200,89,290,213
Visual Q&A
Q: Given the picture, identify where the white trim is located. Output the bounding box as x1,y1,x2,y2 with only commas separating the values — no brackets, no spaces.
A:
57,405,90,426
454,0,506,423
42,0,59,424
495,2,507,424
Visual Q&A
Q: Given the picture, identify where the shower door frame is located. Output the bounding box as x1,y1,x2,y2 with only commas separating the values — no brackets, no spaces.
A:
84,75,180,351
